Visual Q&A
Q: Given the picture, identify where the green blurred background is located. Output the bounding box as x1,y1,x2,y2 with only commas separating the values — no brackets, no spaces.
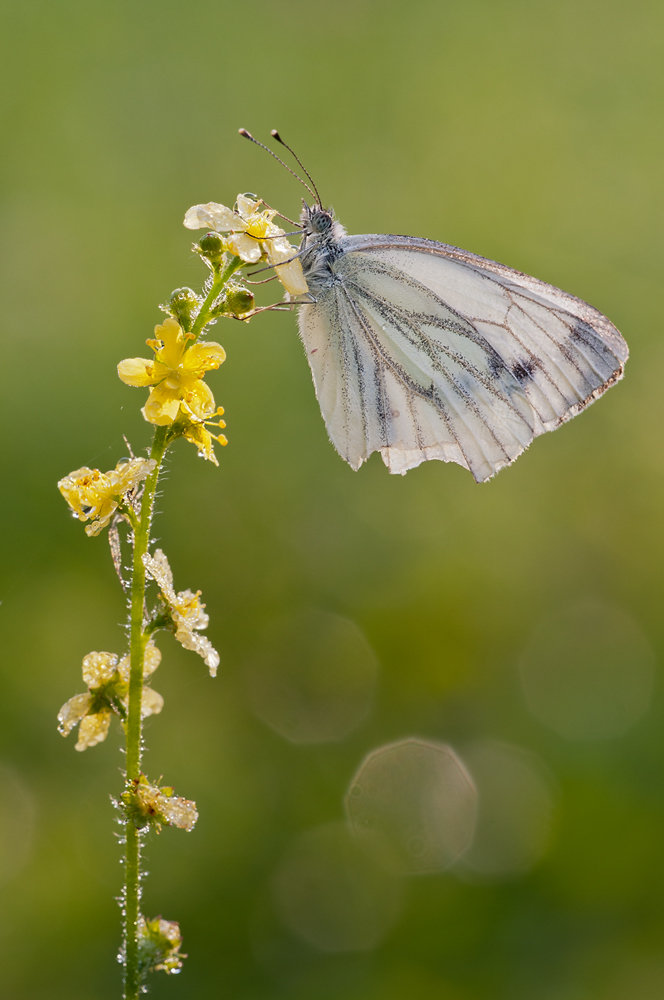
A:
1,0,663,997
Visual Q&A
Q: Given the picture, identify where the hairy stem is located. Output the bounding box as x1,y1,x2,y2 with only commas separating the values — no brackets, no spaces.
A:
123,425,169,1000
190,255,243,339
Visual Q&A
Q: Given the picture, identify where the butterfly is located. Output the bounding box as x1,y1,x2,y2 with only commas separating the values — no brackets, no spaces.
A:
244,131,629,482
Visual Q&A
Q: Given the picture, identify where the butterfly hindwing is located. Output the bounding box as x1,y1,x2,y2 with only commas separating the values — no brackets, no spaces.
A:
298,234,627,481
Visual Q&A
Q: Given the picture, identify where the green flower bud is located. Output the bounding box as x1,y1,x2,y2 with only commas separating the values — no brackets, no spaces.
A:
224,284,255,316
196,231,226,269
217,283,254,317
168,287,201,331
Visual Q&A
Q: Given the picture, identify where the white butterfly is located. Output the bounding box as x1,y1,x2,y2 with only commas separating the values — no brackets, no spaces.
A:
295,207,627,482
237,130,628,482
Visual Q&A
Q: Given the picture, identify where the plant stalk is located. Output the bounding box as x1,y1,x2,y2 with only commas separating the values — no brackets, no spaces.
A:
123,424,169,999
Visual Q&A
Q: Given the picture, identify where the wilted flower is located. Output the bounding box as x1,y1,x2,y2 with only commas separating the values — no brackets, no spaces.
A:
184,193,308,296
117,318,226,426
58,458,156,536
122,774,198,833
58,642,163,751
142,548,219,676
136,915,185,975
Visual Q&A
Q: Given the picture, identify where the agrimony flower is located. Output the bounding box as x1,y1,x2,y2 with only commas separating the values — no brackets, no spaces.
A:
58,642,163,751
118,318,225,426
184,193,308,296
142,548,219,676
58,458,156,536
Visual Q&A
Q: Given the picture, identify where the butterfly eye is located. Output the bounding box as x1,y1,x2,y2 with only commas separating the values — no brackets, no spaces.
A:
312,212,332,233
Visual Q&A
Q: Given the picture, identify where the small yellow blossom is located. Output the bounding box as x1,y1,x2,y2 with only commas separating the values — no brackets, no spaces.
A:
184,193,308,296
142,548,219,676
136,915,185,974
57,641,163,751
58,458,156,536
118,318,226,426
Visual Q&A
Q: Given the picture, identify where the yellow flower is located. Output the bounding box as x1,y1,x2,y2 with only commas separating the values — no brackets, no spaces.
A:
58,458,156,536
142,548,219,676
184,193,309,296
57,642,163,751
118,317,226,426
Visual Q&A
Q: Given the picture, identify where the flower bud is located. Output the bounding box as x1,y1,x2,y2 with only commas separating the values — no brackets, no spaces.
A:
196,231,226,268
218,283,254,317
167,287,201,331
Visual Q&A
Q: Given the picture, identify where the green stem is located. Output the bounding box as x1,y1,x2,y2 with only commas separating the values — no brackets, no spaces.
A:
190,255,243,339
123,425,169,1000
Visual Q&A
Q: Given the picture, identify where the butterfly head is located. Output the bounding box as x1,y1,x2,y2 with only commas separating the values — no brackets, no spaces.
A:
300,203,345,242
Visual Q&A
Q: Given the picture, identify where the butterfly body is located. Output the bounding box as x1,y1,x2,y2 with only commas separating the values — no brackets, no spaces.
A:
297,207,627,482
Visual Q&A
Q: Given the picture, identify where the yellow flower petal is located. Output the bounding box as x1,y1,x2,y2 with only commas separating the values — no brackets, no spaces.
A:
58,693,92,736
265,237,309,296
76,710,112,751
82,651,119,688
181,378,216,421
109,458,157,494
118,358,155,387
153,318,187,368
141,688,164,718
117,638,161,684
157,793,198,831
236,194,262,218
174,628,219,677
227,232,261,263
143,384,183,425
183,341,226,373
142,549,177,604
183,202,243,231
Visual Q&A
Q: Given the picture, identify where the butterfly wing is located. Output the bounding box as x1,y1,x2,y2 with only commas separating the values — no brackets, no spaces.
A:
297,234,627,482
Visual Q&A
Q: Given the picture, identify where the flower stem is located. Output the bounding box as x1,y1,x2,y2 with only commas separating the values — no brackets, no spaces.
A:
190,255,243,339
123,424,169,1000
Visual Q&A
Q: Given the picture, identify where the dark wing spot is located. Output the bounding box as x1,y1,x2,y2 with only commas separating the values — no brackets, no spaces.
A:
512,358,537,384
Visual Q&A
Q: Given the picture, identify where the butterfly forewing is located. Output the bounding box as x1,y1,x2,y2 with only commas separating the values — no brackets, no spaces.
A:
298,234,627,481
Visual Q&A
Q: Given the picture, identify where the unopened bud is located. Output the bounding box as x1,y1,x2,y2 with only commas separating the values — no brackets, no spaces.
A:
168,287,201,331
197,232,226,268
218,283,254,317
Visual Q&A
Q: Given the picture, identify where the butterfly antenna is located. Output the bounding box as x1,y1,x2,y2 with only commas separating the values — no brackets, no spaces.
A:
270,130,322,207
238,128,317,203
